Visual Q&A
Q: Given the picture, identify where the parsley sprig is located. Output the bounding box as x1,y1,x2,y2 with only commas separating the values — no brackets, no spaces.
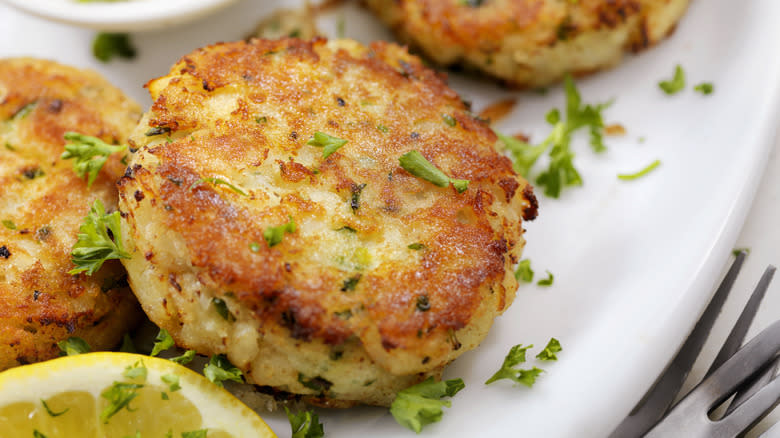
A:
61,132,126,187
68,199,130,275
285,407,325,438
486,339,562,387
390,377,465,433
307,132,348,159
203,354,244,387
498,74,610,198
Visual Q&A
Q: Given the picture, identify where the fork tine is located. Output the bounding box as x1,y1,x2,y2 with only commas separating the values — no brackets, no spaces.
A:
726,350,780,416
608,252,746,438
645,320,780,438
715,371,780,437
706,265,776,377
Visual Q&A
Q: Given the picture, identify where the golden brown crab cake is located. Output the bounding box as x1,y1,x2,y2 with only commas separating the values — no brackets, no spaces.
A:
0,58,143,370
363,0,690,87
118,38,537,407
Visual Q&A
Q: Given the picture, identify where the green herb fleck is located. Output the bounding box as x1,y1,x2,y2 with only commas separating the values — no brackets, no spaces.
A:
536,338,562,361
41,399,69,417
537,271,554,286
350,183,366,213
298,373,333,393
407,243,426,250
659,64,686,95
122,360,147,381
212,297,236,322
307,132,348,159
617,159,661,181
203,354,243,387
2,220,16,230
150,328,174,357
515,259,534,282
442,114,457,127
62,133,126,186
694,82,714,95
68,199,130,275
416,295,431,311
119,333,136,353
100,382,143,423
33,431,48,438
398,150,469,193
334,310,352,320
181,430,208,438
161,374,181,392
256,116,268,124
169,349,196,365
341,274,362,292
93,33,137,63
189,177,247,196
57,337,91,356
377,124,389,133
390,377,465,433
732,248,751,257
264,216,296,247
285,407,325,438
485,344,544,387
4,143,15,151
249,241,261,253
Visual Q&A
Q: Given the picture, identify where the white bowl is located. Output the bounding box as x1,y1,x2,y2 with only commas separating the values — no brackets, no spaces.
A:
0,0,241,32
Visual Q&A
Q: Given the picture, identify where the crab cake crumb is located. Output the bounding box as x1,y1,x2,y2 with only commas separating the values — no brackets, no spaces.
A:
364,0,690,87
118,38,537,406
0,58,143,370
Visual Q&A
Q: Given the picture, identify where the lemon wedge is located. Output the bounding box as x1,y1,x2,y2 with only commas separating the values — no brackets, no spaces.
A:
0,352,276,438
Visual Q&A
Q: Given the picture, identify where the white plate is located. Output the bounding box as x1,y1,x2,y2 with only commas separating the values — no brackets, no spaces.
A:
0,0,240,32
1,0,779,436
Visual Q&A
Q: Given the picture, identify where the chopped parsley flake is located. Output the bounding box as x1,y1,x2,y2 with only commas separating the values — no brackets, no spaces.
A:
285,407,325,438
399,150,469,193
150,329,174,357
263,216,296,247
41,399,69,417
496,74,611,198
390,377,465,433
307,132,348,159
100,382,143,423
93,33,137,63
212,297,236,322
694,82,714,95
57,337,91,356
658,64,686,95
514,259,534,282
33,431,47,438
181,431,208,438
61,132,126,187
442,113,457,127
485,344,544,387
536,338,562,361
537,270,554,286
732,248,751,257
407,243,426,250
68,199,131,275
161,374,181,392
189,177,247,196
617,159,661,181
340,274,362,292
203,354,243,387
169,349,196,365
249,241,261,252
2,219,16,230
122,360,147,381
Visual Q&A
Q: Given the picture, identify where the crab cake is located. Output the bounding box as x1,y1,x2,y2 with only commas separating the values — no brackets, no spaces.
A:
118,38,537,406
363,0,690,87
0,58,143,370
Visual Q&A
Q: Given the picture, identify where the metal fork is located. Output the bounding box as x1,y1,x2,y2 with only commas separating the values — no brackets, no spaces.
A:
610,252,780,437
